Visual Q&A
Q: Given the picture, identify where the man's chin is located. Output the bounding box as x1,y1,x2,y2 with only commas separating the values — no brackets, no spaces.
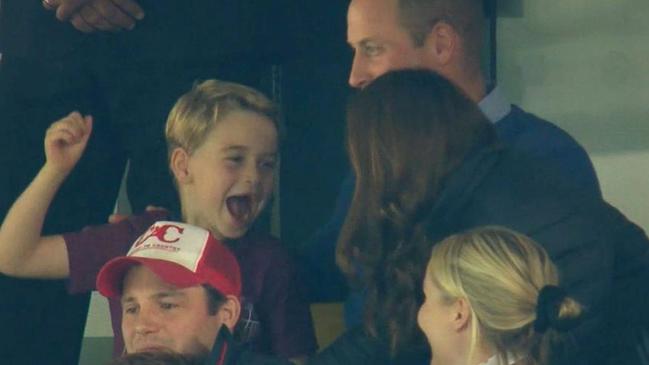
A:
120,349,209,364
133,345,174,353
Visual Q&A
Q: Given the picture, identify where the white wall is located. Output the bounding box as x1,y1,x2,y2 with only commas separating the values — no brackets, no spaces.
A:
498,0,649,231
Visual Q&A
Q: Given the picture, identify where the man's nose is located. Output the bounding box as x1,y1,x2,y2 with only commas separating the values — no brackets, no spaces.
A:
349,53,370,89
134,307,160,335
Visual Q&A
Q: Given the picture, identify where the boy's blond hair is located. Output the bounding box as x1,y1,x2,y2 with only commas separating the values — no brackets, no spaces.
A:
426,226,582,365
165,79,278,159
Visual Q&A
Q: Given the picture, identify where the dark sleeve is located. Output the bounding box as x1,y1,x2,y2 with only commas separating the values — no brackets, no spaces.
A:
64,210,168,293
260,244,319,358
235,351,294,365
301,173,354,302
599,203,649,360
307,327,389,365
529,196,649,364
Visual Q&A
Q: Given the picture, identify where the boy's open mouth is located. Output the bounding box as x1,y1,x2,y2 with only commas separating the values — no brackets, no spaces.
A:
226,195,253,224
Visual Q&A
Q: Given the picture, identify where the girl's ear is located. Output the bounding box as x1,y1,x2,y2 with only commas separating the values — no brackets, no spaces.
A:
452,297,472,332
170,147,192,185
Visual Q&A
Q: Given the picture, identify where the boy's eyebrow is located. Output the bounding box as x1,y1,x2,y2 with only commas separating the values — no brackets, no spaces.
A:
221,145,248,152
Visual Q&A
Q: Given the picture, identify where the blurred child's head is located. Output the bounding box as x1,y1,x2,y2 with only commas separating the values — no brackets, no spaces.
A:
165,80,279,240
418,226,582,365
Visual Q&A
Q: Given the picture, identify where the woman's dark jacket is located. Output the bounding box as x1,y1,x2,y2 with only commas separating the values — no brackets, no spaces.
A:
311,143,649,365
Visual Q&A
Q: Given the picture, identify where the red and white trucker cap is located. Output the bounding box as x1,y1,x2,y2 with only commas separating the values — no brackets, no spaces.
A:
96,221,241,298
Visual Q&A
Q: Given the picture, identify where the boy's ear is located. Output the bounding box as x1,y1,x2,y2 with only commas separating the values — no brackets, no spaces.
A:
452,297,472,332
218,295,241,331
422,21,458,67
170,147,192,184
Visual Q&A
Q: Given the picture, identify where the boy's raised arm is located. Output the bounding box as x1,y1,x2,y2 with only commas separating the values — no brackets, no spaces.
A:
0,112,92,278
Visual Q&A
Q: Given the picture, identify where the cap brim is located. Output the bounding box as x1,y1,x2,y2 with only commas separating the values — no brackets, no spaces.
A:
96,256,204,298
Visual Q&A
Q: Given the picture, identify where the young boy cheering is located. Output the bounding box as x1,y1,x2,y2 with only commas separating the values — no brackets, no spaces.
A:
0,80,316,363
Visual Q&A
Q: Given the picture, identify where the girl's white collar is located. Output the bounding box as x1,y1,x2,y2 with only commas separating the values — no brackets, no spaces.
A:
478,352,523,365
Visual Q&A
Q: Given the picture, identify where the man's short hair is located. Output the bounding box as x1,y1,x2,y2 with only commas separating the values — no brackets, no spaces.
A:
165,79,278,161
397,0,485,59
203,284,227,315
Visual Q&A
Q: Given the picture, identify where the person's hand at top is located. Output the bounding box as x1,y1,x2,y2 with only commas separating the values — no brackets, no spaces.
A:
44,111,93,178
42,0,144,33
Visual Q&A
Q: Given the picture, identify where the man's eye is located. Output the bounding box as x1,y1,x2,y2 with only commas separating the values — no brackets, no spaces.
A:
363,44,383,57
160,302,178,310
124,306,138,315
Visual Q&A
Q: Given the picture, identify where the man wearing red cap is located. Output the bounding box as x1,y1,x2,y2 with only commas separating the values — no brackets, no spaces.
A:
97,221,291,365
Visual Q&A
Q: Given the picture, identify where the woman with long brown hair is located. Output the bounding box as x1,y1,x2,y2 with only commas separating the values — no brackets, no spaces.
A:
338,69,497,354
322,69,649,365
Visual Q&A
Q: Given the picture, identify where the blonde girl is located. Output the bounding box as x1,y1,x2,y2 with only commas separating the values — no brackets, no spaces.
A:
418,226,582,365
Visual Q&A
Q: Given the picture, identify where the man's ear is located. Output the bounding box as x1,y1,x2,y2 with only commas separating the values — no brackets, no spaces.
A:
219,295,241,331
170,147,191,184
452,297,472,332
422,21,458,67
